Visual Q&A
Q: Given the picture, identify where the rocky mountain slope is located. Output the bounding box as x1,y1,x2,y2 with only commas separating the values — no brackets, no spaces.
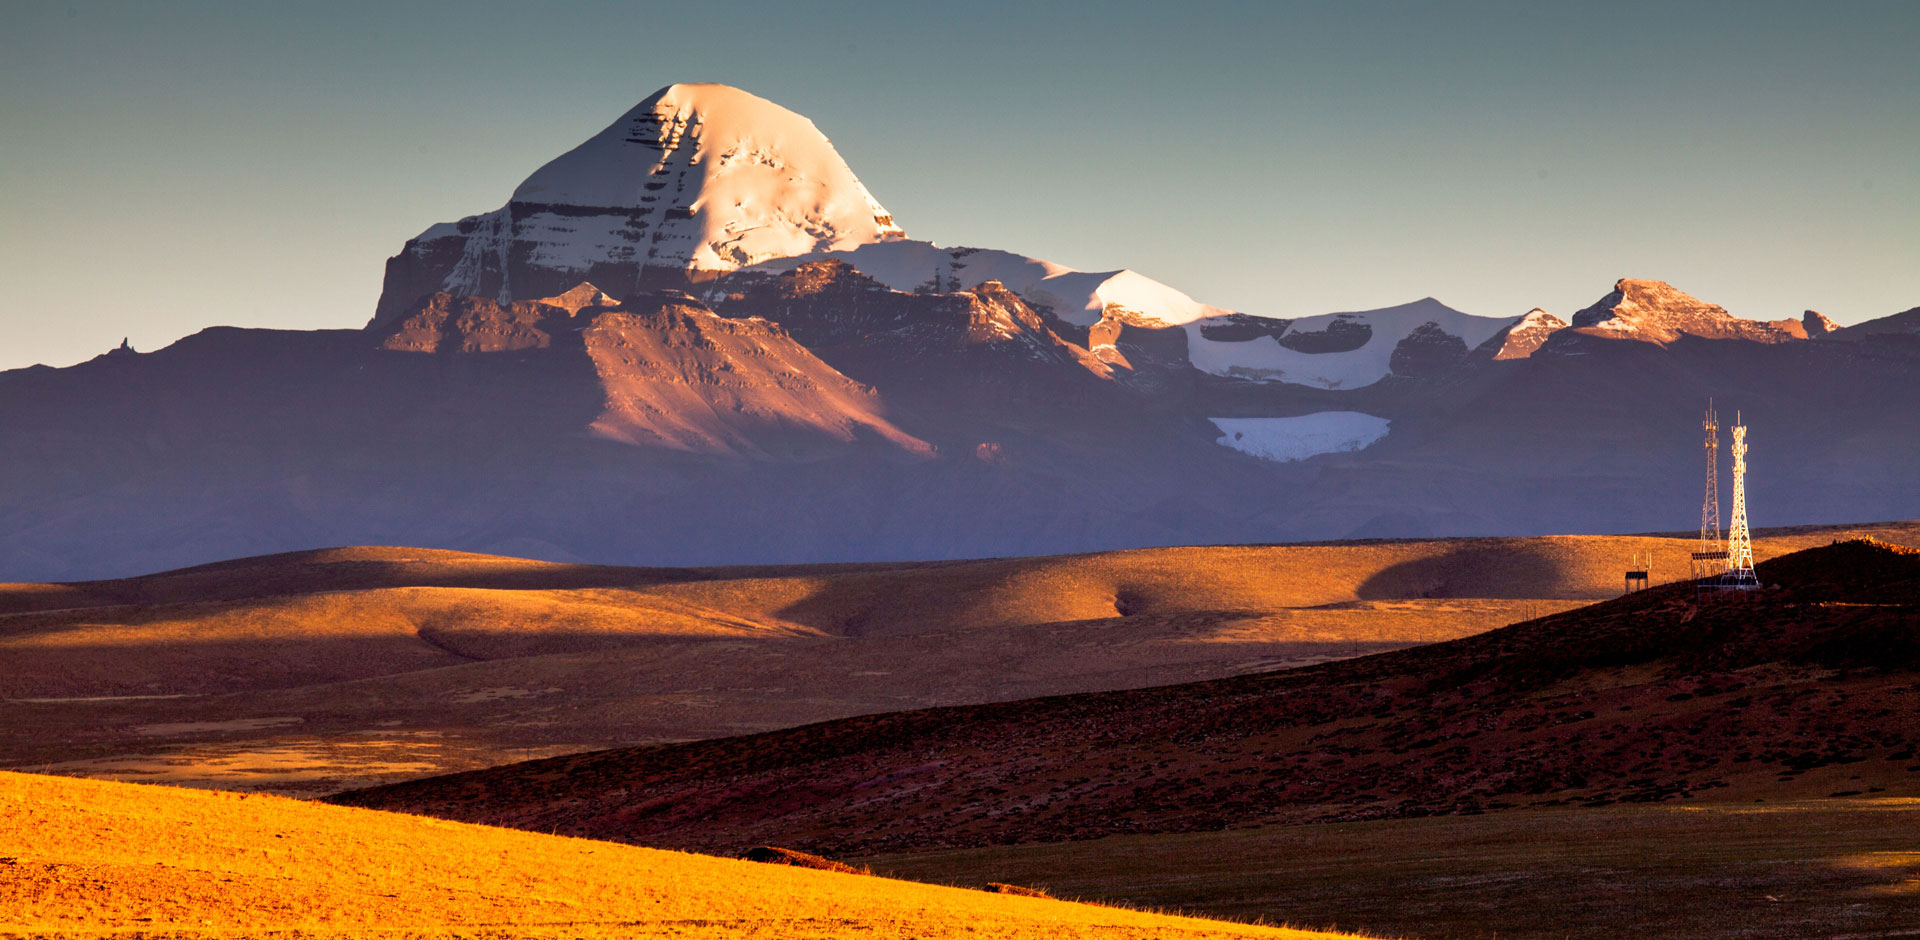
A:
331,539,1920,856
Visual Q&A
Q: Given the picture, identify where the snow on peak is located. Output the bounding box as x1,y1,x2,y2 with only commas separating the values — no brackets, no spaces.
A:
1186,298,1517,389
373,83,906,326
510,82,904,265
1486,308,1569,360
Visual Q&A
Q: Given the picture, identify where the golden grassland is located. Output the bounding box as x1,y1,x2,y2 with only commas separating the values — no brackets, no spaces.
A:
0,771,1362,940
866,799,1920,940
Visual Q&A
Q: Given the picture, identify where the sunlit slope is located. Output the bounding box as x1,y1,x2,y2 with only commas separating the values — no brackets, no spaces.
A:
0,772,1342,940
333,539,1920,856
3,523,1913,795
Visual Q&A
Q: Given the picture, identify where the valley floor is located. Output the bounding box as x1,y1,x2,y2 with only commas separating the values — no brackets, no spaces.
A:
865,799,1920,940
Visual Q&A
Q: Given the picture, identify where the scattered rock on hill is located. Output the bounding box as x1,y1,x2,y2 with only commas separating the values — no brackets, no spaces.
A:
739,845,864,875
984,882,1054,898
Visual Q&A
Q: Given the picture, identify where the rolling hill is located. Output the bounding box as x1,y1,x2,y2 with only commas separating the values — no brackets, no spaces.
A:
8,524,1911,795
330,537,1920,858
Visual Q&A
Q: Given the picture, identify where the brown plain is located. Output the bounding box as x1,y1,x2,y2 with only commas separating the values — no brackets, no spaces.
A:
864,799,1920,940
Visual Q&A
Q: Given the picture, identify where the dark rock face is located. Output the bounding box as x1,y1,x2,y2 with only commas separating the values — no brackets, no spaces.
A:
1388,321,1470,377
1198,314,1292,343
1803,310,1841,338
1278,316,1372,353
370,210,705,330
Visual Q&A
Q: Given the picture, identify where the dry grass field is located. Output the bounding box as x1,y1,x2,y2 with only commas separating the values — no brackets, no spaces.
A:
864,799,1920,940
2,522,1913,794
0,770,1359,940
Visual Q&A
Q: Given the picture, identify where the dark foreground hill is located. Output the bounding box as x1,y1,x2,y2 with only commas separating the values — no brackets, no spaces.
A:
333,539,1920,856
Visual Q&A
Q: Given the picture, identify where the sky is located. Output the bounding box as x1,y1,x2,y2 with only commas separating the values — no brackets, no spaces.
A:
2,0,1916,370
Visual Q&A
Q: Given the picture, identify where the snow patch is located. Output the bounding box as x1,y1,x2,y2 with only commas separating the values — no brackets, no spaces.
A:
1187,299,1516,389
1211,413,1391,462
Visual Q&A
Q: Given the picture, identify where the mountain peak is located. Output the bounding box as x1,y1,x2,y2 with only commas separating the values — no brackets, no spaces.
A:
1570,278,1801,345
1482,307,1568,360
510,83,903,244
370,83,903,328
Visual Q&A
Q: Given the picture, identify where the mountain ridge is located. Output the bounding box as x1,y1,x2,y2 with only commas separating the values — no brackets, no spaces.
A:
1,82,1917,581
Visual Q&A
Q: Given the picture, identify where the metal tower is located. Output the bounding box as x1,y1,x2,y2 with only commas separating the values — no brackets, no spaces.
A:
1700,401,1720,551
1723,414,1758,588
1691,402,1728,584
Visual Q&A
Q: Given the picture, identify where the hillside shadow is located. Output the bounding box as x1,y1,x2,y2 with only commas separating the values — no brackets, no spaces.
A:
1356,542,1571,600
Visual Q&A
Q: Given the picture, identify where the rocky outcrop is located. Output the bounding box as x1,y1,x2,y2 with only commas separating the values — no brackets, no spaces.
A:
1802,310,1841,338
1277,316,1371,354
1388,321,1471,377
709,261,1116,378
1197,314,1292,343
376,294,566,353
1477,308,1568,360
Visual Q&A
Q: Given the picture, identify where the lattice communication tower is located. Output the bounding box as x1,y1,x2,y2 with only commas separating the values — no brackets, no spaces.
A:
1723,414,1758,589
1691,402,1729,583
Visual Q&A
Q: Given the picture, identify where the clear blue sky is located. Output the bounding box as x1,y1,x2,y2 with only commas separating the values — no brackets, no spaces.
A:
3,0,1916,369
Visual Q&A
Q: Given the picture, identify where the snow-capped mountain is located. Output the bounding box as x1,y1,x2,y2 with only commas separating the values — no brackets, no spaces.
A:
370,83,904,328
373,82,1528,393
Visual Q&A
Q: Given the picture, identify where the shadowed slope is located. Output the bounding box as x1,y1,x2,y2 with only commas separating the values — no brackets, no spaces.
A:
332,539,1920,856
866,800,1920,940
0,771,1341,940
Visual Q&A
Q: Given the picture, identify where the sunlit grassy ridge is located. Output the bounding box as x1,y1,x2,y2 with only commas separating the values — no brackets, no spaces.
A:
0,771,1354,939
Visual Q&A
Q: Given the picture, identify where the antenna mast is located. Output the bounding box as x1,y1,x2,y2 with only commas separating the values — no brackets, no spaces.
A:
1691,401,1729,586
1700,400,1720,551
1724,413,1758,588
